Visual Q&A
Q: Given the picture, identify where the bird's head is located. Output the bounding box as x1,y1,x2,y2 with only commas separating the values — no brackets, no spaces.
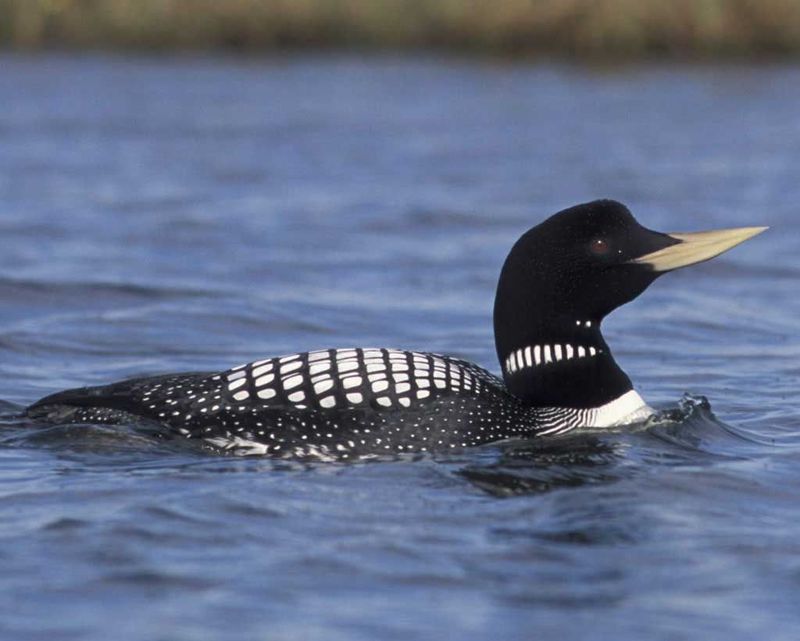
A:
494,199,767,407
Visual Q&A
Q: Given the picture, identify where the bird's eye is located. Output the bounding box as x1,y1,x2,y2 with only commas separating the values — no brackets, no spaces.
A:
590,238,610,255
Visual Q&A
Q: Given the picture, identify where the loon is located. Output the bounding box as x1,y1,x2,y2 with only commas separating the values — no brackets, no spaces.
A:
26,200,765,460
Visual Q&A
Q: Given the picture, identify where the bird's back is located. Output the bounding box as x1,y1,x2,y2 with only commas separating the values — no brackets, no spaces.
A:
27,348,545,459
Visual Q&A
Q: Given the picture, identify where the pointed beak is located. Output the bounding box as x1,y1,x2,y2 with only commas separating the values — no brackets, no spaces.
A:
631,226,768,273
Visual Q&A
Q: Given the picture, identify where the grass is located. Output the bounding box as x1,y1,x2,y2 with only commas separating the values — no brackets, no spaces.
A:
2,0,800,57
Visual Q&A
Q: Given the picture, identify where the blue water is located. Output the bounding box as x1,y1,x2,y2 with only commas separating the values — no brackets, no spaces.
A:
1,55,799,640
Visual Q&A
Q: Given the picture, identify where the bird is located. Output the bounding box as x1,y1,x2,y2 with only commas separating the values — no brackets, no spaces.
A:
25,200,766,460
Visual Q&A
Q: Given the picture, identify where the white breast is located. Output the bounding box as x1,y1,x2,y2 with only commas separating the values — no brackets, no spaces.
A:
584,389,653,427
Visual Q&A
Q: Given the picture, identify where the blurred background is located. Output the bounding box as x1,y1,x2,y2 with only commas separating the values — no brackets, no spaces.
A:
1,3,800,641
2,0,800,57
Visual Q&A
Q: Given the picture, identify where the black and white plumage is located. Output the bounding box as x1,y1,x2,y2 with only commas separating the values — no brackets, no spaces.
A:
28,348,645,459
26,200,766,459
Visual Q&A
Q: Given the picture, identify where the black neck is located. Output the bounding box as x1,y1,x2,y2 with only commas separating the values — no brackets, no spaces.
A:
493,253,632,409
493,317,632,408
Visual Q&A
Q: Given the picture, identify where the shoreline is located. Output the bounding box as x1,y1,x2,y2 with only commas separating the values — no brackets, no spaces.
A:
2,0,800,59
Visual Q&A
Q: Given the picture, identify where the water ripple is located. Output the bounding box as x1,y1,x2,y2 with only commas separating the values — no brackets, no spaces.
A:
1,56,799,641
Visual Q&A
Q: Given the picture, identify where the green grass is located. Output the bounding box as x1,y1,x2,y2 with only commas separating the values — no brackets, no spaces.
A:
2,0,800,57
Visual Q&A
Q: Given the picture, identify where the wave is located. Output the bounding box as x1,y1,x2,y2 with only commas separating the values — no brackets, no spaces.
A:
457,394,785,496
2,393,787,487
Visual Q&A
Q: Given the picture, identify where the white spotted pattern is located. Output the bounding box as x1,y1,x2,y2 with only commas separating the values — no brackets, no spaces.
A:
32,346,651,461
219,349,488,417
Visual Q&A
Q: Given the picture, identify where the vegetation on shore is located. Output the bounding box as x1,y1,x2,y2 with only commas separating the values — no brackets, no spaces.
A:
2,0,800,58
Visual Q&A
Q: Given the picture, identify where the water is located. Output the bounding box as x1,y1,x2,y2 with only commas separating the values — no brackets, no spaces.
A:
1,55,799,640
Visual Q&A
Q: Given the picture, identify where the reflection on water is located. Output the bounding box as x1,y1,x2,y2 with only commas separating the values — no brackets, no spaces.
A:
460,435,624,497
1,56,799,641
457,394,759,498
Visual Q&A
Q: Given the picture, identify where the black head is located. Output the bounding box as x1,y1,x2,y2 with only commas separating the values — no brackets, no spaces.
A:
498,200,678,323
494,199,766,408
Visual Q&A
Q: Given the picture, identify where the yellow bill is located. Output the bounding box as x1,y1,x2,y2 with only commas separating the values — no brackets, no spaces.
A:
632,226,768,272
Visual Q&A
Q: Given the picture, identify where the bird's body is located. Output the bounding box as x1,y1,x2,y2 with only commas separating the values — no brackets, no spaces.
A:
25,200,765,459
26,347,651,459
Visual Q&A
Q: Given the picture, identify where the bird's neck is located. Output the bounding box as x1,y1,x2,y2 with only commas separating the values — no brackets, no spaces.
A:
493,312,633,409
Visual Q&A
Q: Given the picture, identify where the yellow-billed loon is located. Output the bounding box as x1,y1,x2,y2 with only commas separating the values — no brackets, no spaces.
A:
26,200,765,459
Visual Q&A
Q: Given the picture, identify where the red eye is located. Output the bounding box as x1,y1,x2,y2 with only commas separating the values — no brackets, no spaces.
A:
590,238,610,255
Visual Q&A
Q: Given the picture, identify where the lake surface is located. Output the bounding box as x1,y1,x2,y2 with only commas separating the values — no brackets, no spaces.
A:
0,55,798,641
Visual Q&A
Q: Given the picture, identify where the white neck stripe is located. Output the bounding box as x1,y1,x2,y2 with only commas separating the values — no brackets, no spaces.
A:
504,342,602,376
